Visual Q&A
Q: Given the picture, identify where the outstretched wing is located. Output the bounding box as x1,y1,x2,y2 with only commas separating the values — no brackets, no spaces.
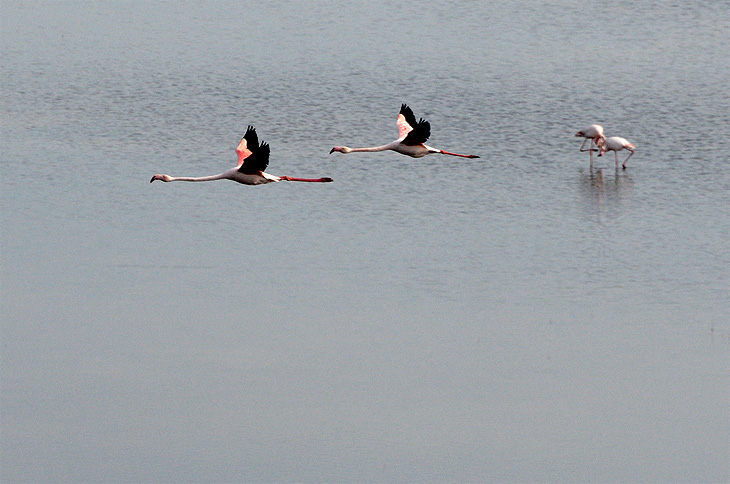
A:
235,125,257,167
397,104,415,139
398,104,430,145
236,126,270,174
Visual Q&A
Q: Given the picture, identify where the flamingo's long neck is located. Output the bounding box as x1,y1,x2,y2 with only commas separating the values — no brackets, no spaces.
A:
348,144,393,153
169,173,228,182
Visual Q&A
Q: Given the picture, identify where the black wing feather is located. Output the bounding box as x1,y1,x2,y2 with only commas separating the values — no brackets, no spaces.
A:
400,104,417,128
400,104,431,145
243,125,258,150
238,126,270,174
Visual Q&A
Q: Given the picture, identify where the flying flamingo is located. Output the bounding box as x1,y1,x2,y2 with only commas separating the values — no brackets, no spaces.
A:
330,104,479,159
574,124,605,162
150,126,333,185
598,136,635,169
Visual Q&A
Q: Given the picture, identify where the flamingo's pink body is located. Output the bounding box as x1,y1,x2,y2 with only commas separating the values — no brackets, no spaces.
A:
330,104,479,159
598,136,635,169
574,124,605,162
150,126,333,185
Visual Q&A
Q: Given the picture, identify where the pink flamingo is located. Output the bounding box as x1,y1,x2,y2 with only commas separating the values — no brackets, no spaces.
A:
151,126,333,185
574,124,605,162
330,104,479,159
598,136,635,169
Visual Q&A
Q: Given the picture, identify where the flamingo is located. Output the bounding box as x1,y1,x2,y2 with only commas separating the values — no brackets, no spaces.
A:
598,136,635,169
330,104,479,159
150,126,333,185
574,124,605,162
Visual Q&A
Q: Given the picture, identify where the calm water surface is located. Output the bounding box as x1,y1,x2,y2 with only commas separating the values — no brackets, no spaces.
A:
2,1,728,482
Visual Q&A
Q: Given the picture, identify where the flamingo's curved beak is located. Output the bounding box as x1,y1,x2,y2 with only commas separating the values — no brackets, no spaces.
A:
329,147,336,154
150,176,156,183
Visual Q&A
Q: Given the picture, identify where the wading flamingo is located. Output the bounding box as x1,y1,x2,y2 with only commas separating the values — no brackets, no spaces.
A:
330,104,479,159
574,124,605,162
598,136,635,169
150,126,333,185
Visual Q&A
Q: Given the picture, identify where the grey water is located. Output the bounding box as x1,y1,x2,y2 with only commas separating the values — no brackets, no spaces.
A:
2,1,728,482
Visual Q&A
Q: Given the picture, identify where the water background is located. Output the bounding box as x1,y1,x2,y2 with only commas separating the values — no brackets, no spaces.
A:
2,1,728,482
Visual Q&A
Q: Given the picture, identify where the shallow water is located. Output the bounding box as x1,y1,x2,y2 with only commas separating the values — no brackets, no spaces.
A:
2,1,728,482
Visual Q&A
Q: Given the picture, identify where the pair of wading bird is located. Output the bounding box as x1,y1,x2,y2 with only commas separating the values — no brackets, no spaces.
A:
150,104,633,187
150,104,478,186
574,124,635,169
